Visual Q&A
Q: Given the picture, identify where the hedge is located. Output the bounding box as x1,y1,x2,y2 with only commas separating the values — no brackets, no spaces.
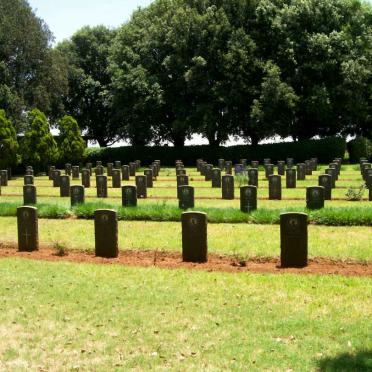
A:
85,137,346,166
347,137,372,163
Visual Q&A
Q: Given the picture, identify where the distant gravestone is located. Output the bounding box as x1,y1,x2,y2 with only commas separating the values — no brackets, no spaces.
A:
182,211,207,262
286,158,294,168
86,163,93,175
286,169,296,188
222,175,234,199
72,166,80,179
177,175,189,198
196,159,203,172
25,167,34,176
59,175,70,197
135,160,141,169
280,212,308,267
17,206,38,252
135,175,147,198
329,163,339,180
248,168,258,187
24,175,34,185
310,158,318,171
318,174,332,200
95,165,104,176
251,160,259,168
107,163,114,176
82,169,91,188
325,168,336,188
48,166,55,180
1,170,9,185
122,185,137,207
122,165,130,180
96,175,108,198
264,164,274,178
96,161,102,167
240,186,257,212
205,164,213,181
70,185,85,206
225,161,232,175
264,158,271,165
114,161,121,169
144,169,153,188
367,175,372,201
176,168,186,176
112,169,121,188
23,185,37,205
362,163,371,181
365,168,372,184
218,159,225,170
94,209,118,258
297,163,306,180
200,162,206,176
129,162,136,176
277,161,286,176
305,160,312,176
211,168,221,188
268,175,282,200
179,185,194,209
53,170,61,187
65,163,72,176
306,186,325,209
234,164,244,175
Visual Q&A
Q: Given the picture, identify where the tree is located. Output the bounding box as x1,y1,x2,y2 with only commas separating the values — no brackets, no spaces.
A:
57,115,86,164
21,109,59,171
0,109,19,169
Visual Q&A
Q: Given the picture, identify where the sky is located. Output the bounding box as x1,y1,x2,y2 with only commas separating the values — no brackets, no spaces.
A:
28,0,154,44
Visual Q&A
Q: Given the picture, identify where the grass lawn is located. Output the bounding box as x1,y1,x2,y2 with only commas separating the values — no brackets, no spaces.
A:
0,259,371,370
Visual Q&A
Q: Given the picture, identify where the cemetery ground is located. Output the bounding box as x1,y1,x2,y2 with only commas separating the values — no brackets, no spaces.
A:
0,163,371,370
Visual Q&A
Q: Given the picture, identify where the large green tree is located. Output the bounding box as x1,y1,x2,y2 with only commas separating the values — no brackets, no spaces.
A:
0,109,19,169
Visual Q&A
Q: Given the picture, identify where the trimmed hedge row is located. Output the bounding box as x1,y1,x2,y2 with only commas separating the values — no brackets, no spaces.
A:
347,137,372,163
86,137,346,166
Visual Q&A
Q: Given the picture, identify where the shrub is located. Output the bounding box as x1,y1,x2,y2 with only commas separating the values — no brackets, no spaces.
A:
347,137,372,163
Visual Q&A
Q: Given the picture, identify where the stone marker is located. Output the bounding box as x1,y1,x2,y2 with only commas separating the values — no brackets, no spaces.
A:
86,163,93,175
72,166,80,179
318,174,332,200
211,168,221,188
82,169,91,188
48,166,55,180
94,209,118,258
225,161,232,175
23,185,37,205
59,175,70,197
306,186,325,209
178,185,195,209
17,206,38,251
107,163,113,176
122,185,137,207
122,165,130,180
286,168,296,188
286,158,294,168
177,175,189,198
144,169,153,188
129,162,136,177
96,161,102,167
277,161,286,176
264,164,274,178
367,174,372,201
297,163,306,180
70,185,85,206
112,169,121,188
240,186,257,212
182,211,207,263
234,164,244,175
264,158,271,165
25,167,34,176
280,212,308,267
251,160,259,168
95,165,104,176
329,163,339,180
114,161,121,169
248,168,258,187
65,163,72,176
218,159,225,170
222,175,234,199
176,168,186,176
325,168,336,188
24,175,34,185
205,164,213,181
135,160,141,169
135,175,147,198
269,175,282,200
305,160,312,175
310,158,318,171
96,175,108,198
53,170,61,187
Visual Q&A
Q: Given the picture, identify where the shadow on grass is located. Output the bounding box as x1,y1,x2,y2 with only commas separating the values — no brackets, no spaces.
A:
317,350,372,371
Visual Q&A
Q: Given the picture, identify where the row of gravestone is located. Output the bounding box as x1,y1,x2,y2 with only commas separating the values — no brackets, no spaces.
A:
16,206,308,267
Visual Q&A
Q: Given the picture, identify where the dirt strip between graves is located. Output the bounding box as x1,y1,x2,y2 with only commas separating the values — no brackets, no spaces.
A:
0,243,370,277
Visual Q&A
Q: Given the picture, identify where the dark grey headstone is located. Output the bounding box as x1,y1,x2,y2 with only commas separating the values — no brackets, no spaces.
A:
177,175,189,198
196,159,203,172
280,212,308,268
176,168,186,176
240,186,257,212
96,175,108,198
144,169,153,188
310,158,318,171
305,160,312,175
70,185,85,206
48,166,55,180
269,175,282,200
264,158,271,165
306,186,325,209
222,175,234,199
129,162,136,177
135,175,147,198
182,211,207,263
286,169,296,188
65,163,72,176
94,209,118,258
122,165,130,180
25,167,34,176
225,161,232,175
264,164,274,178
251,160,259,168
362,163,371,181
53,170,61,187
122,185,137,207
179,185,194,210
59,175,70,197
297,163,306,180
277,161,286,176
211,168,221,188
329,163,339,180
234,164,244,175
325,168,336,188
23,185,37,205
95,165,104,176
24,175,34,185
318,174,332,200
86,163,93,175
17,206,38,251
96,161,102,167
286,158,294,168
112,169,121,188
114,161,121,169
248,168,258,187
204,164,213,181
218,159,225,170
107,163,113,176
367,175,372,201
82,169,91,188
72,166,80,179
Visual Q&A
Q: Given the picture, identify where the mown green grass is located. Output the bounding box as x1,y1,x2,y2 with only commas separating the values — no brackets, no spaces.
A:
0,259,370,370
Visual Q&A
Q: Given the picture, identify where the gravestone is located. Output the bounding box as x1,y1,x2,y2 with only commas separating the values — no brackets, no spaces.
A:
365,168,372,184
25,167,34,176
72,166,80,179
297,163,306,180
112,169,121,188
286,158,294,168
96,161,102,167
176,168,186,176
211,168,221,188
241,159,247,169
251,160,259,169
135,160,141,169
0,170,8,186
225,161,232,175
305,160,312,175
135,175,147,198
53,170,61,187
86,163,93,175
107,163,113,176
96,175,108,198
277,161,286,176
129,162,136,177
82,169,91,188
17,206,38,251
70,185,85,206
240,186,257,212
200,162,206,176
264,158,271,165
280,212,308,267
122,185,137,207
178,185,194,209
264,164,274,178
144,169,153,188
24,175,34,185
122,165,130,181
181,211,207,263
65,163,72,176
306,186,325,209
59,175,70,197
234,164,244,175
329,163,339,180
310,158,318,171
48,166,55,180
94,209,118,258
367,175,372,201
318,174,332,200
248,168,258,187
205,164,213,181
218,159,225,170
114,161,121,169
268,175,282,200
95,165,104,176
177,175,189,198
23,185,37,205
325,168,336,188
196,159,203,172
222,175,234,199
286,169,296,188
362,163,371,181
